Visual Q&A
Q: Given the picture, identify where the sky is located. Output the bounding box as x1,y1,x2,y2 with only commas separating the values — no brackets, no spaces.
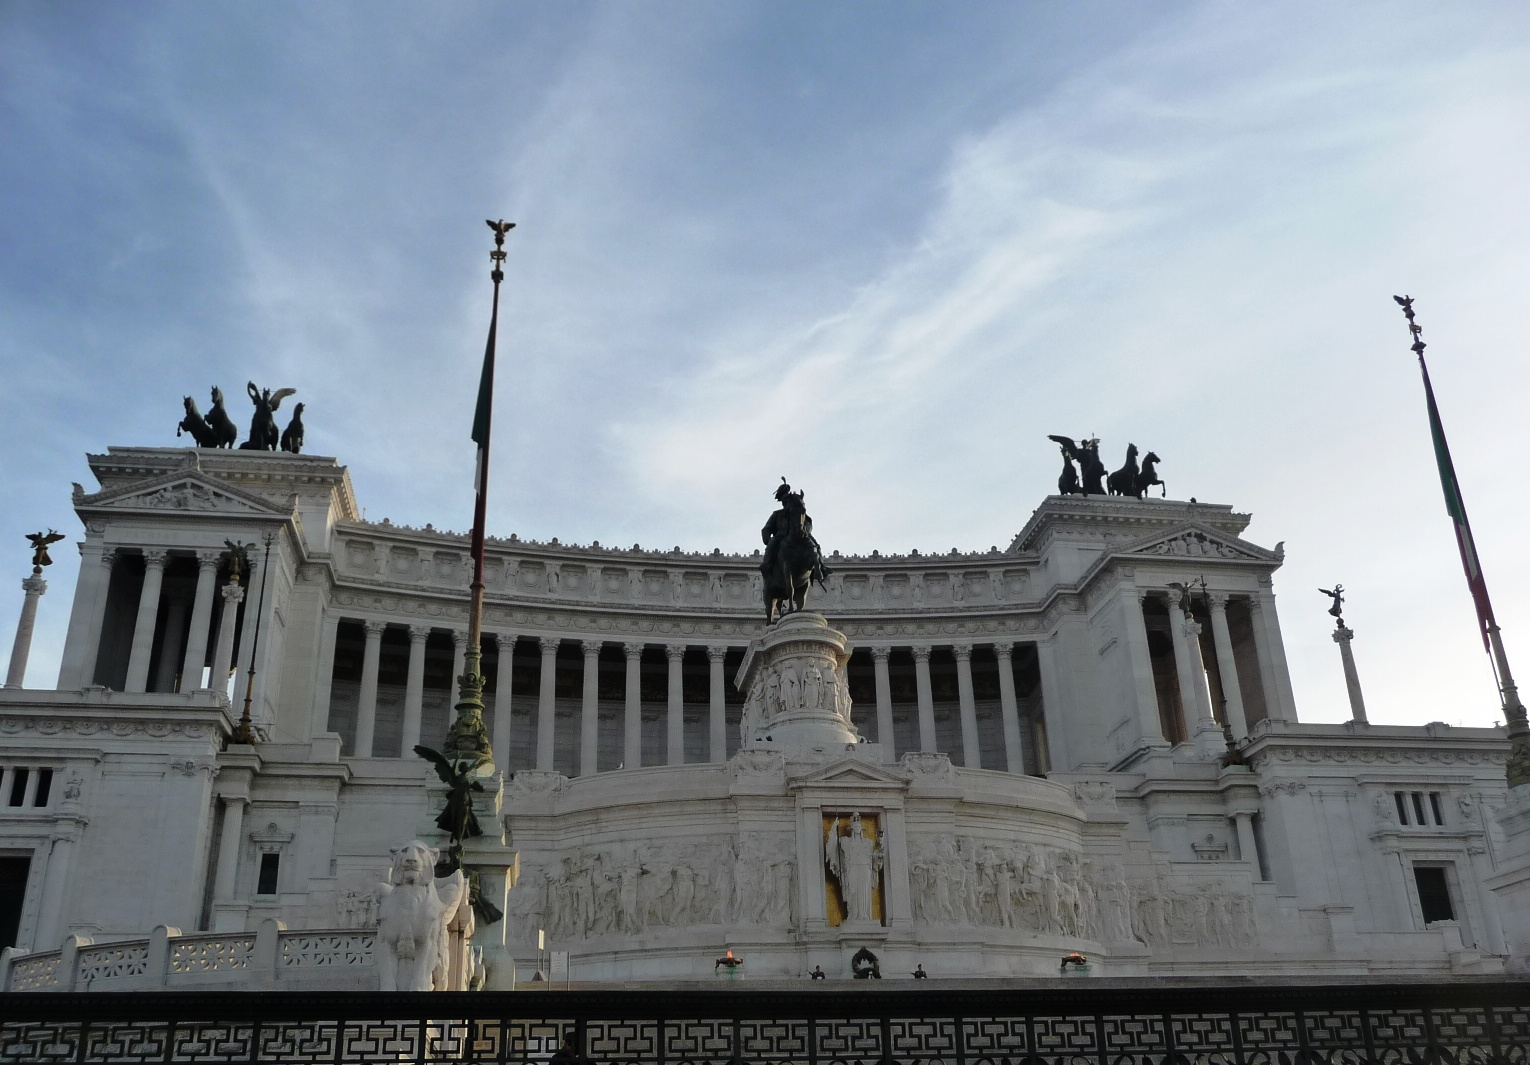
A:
2,2,1529,729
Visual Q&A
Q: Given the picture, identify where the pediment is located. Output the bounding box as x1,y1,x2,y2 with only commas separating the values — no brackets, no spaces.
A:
77,471,285,516
790,755,909,789
1119,523,1275,563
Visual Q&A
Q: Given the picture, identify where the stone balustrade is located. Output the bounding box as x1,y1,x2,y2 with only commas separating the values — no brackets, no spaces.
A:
0,922,377,992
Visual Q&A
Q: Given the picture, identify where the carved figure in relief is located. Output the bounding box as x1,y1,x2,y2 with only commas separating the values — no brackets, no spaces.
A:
802,665,824,711
826,814,883,923
374,841,467,992
782,667,799,712
765,671,782,719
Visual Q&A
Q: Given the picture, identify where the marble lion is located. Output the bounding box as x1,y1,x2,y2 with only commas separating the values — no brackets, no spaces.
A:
374,840,467,991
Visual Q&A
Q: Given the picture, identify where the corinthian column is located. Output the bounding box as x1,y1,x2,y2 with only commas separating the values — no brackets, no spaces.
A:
354,620,386,758
666,644,686,765
124,550,168,693
622,643,643,769
912,647,936,753
209,578,244,698
490,633,515,773
871,646,895,762
403,625,428,752
179,552,221,691
536,637,559,771
1207,592,1249,740
994,642,1025,774
707,646,727,763
5,567,46,689
580,640,601,776
953,644,980,768
58,543,112,689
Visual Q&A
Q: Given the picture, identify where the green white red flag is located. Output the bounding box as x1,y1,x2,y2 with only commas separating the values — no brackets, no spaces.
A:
1419,354,1496,651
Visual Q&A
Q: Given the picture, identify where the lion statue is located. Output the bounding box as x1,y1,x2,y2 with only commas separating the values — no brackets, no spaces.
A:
373,840,467,991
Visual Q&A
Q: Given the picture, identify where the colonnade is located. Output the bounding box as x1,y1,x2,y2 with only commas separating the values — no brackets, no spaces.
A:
58,546,250,696
320,617,1039,777
1121,584,1293,752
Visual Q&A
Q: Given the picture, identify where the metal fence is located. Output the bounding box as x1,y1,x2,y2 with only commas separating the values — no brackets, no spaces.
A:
0,982,1525,1063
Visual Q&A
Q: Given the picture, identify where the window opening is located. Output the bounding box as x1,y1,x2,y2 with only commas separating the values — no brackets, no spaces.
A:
1394,791,1409,825
32,769,51,808
7,769,27,807
1429,792,1444,826
1411,792,1427,826
0,856,30,951
256,853,280,896
1413,865,1454,924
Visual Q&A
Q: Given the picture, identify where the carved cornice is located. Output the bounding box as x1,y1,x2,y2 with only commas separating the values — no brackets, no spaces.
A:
1250,746,1507,770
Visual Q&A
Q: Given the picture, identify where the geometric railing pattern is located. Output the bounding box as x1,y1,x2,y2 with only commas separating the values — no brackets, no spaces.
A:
0,983,1525,1063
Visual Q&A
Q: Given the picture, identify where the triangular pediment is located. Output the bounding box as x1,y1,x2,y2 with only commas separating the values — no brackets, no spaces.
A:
77,470,286,516
1119,522,1275,562
790,755,909,789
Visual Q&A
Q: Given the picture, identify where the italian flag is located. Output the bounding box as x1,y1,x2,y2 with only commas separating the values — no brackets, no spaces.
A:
471,310,495,495
1420,355,1496,651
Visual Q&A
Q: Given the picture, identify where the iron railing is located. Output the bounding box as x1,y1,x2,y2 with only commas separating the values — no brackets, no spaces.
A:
0,982,1525,1063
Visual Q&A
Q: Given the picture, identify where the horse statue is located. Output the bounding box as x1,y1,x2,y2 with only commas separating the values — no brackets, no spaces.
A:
1136,451,1165,497
280,402,305,454
205,387,239,448
1048,435,1107,495
1056,446,1081,495
239,381,297,450
177,397,218,447
761,480,829,625
1107,443,1141,498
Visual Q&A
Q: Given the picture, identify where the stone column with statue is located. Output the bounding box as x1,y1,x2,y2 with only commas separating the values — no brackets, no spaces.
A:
6,532,64,689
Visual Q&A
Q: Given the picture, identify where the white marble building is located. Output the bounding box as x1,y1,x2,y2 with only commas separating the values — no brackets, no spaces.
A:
0,443,1519,988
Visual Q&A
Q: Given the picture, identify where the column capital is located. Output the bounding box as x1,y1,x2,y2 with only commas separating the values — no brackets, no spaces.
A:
993,641,1014,658
449,628,467,647
220,581,246,604
142,549,169,568
869,645,891,662
706,645,728,663
1208,591,1230,610
362,619,387,638
1136,588,1151,605
952,643,973,661
1332,623,1355,644
911,646,932,662
538,636,561,655
21,573,47,596
195,550,222,567
623,641,645,659
408,624,430,642
665,644,687,663
581,639,603,657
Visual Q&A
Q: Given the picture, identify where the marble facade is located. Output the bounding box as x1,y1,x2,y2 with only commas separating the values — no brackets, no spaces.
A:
0,444,1519,988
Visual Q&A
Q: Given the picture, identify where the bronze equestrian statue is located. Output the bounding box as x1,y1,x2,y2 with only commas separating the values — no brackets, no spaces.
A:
1136,450,1164,497
761,479,830,624
1108,443,1141,497
205,387,239,448
239,382,297,450
280,402,305,454
1048,435,1107,495
177,397,219,447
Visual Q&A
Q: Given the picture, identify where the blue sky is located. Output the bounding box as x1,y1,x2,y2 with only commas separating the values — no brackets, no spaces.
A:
3,2,1529,728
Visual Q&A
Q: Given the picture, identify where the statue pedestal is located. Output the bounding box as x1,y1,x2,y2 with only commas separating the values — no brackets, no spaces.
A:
735,612,865,759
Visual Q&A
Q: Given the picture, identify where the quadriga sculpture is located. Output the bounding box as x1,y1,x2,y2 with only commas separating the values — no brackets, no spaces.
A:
374,840,467,991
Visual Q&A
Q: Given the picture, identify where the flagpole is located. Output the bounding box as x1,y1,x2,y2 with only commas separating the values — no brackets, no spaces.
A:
443,221,514,776
1395,296,1530,788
